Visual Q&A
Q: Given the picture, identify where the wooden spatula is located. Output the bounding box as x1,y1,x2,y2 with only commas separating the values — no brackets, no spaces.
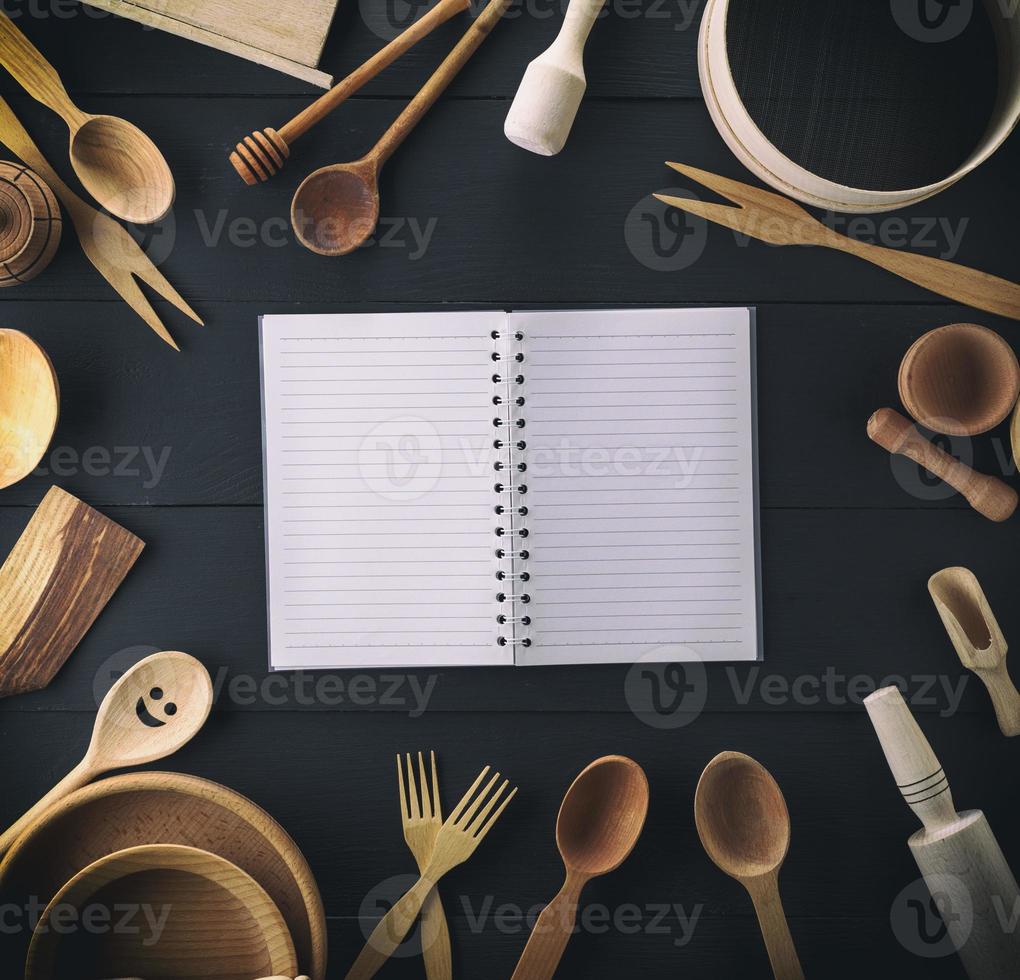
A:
929,566,1020,737
655,163,1020,320
0,486,144,700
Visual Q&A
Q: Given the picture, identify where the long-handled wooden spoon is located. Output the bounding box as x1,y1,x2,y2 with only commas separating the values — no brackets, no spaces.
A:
291,0,512,256
510,756,649,980
231,0,470,185
0,13,174,224
655,163,1020,321
0,651,213,857
695,751,803,980
929,567,1020,737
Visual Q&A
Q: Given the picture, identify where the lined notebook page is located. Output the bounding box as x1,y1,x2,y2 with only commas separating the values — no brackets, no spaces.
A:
513,308,760,665
261,312,511,669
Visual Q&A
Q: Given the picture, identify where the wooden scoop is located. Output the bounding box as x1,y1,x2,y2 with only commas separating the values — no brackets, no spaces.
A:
695,752,803,980
510,756,648,980
291,0,511,256
0,13,174,224
0,329,59,490
867,407,1018,522
0,651,213,857
929,566,1020,737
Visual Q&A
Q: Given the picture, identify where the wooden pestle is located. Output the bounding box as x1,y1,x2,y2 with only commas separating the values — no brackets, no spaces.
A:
867,408,1017,522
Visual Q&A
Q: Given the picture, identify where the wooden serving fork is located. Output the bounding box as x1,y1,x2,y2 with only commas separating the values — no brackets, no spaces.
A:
655,163,1020,321
345,765,516,980
398,752,453,980
0,96,201,349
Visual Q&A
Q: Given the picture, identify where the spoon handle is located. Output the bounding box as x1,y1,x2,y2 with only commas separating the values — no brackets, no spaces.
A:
509,875,585,980
368,0,512,168
745,875,804,980
0,14,85,127
0,759,93,858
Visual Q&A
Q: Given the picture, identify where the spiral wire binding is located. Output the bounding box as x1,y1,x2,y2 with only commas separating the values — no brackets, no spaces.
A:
493,326,531,651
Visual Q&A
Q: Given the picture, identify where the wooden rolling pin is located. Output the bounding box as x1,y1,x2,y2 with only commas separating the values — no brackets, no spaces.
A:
865,687,1020,979
867,408,1018,522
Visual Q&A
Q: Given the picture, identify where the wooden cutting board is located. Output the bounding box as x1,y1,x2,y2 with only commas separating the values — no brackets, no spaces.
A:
0,485,145,699
80,0,340,87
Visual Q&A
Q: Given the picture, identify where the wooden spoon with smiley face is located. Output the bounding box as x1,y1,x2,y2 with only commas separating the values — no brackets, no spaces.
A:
0,651,212,857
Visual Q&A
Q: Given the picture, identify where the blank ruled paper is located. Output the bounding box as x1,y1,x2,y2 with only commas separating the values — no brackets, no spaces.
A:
511,309,760,664
261,312,512,668
260,309,759,669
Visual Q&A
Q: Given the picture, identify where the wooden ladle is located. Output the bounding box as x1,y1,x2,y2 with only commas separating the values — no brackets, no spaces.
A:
291,0,511,256
509,756,649,980
0,329,58,490
929,566,1020,737
0,13,174,224
0,651,213,857
695,752,803,980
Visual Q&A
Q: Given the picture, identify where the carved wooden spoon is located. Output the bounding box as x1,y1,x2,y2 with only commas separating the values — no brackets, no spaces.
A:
510,756,649,980
929,566,1020,736
0,12,174,224
0,651,213,857
696,752,803,980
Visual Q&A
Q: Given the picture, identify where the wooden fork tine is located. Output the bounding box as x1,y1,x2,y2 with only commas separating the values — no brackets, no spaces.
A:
132,260,205,326
396,754,408,820
653,193,749,234
472,785,518,841
449,766,490,823
664,162,761,208
430,751,442,821
405,753,421,820
458,771,501,828
465,778,509,835
105,271,181,351
417,751,431,819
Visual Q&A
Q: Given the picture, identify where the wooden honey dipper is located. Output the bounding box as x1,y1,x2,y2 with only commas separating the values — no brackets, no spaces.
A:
230,0,470,184
867,408,1018,522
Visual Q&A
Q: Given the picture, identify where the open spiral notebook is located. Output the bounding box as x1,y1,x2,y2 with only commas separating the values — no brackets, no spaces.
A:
260,308,761,668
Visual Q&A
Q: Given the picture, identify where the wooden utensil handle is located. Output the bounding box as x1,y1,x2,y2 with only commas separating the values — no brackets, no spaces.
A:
979,664,1020,737
509,877,585,980
344,875,433,980
745,877,804,980
280,0,470,146
557,0,608,50
0,760,92,857
867,408,1018,522
369,0,512,167
0,14,82,125
840,237,1020,322
420,886,453,980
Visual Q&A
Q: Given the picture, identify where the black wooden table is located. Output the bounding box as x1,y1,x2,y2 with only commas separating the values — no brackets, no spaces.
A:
1,2,1018,977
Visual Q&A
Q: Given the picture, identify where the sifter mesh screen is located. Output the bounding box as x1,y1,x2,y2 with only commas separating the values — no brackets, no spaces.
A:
725,0,999,191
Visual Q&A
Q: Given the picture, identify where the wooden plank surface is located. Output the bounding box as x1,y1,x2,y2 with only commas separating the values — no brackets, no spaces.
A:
0,2,1016,977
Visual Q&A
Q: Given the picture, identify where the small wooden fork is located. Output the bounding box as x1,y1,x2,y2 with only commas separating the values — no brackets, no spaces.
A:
398,752,452,979
346,765,517,980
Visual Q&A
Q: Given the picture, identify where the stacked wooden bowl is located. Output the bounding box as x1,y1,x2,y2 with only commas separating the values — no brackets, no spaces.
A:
0,772,326,980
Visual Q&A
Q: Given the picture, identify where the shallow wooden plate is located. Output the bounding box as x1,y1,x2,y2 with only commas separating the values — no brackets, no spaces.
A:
0,771,326,980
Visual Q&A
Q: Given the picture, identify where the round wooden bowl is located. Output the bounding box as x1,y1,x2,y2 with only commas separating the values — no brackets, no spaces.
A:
25,844,298,980
0,328,59,490
898,323,1020,436
0,161,61,286
0,772,326,980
